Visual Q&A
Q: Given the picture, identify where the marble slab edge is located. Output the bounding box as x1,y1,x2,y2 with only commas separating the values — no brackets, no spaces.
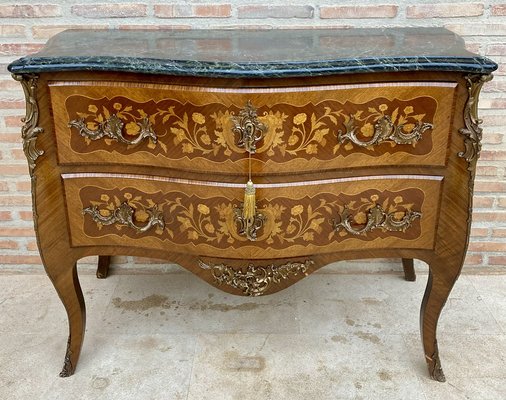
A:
8,56,498,79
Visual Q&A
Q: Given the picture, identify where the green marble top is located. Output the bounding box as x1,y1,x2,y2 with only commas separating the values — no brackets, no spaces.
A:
8,27,497,78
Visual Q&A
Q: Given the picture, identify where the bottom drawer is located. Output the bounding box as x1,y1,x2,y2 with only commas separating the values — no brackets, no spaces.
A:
62,173,442,259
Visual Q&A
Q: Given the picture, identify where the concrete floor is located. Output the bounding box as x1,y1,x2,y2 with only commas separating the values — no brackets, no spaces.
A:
1,264,505,400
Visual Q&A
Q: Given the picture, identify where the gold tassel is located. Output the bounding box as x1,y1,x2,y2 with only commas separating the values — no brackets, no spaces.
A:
243,180,256,224
242,145,258,240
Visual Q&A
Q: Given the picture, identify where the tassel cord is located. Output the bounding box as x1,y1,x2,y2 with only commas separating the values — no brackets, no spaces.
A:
243,150,256,232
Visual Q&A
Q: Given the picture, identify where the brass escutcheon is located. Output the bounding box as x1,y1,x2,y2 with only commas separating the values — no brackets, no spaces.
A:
231,100,267,153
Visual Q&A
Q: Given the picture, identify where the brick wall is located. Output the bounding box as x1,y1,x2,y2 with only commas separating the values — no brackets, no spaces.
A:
0,1,505,273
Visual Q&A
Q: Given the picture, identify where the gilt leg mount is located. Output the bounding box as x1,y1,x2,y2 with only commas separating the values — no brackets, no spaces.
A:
59,336,74,378
426,346,446,382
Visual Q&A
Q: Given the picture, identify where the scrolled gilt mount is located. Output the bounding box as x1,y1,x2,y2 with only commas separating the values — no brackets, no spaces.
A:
333,204,422,236
338,114,433,148
12,74,44,178
83,201,165,233
458,74,493,172
231,100,267,153
69,114,158,146
199,259,313,296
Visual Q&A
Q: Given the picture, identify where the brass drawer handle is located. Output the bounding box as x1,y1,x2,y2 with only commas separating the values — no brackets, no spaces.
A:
231,100,267,153
333,204,421,236
83,201,165,233
338,115,432,147
69,114,157,146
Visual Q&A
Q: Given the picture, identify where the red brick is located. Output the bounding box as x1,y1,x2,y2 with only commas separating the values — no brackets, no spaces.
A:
0,133,21,143
0,4,61,18
19,211,33,221
482,133,503,145
118,24,191,31
468,241,506,252
498,198,506,208
487,44,506,56
212,24,273,30
0,211,12,220
320,5,398,19
488,256,506,265
15,181,32,192
0,81,21,91
492,228,506,237
0,227,35,237
26,240,38,251
407,3,483,18
491,4,506,15
465,43,481,54
238,5,314,19
480,150,506,161
482,99,506,109
72,4,147,18
482,80,506,93
475,181,506,192
471,227,488,237
152,4,174,17
155,4,232,18
0,195,32,206
473,196,495,208
0,165,28,175
0,240,18,250
473,212,506,222
4,115,23,127
483,115,506,126
464,253,483,265
497,64,506,75
188,4,232,18
445,23,506,36
0,255,42,264
0,99,24,109
277,25,352,30
11,149,26,160
0,25,25,38
0,43,44,56
32,25,108,39
476,166,499,176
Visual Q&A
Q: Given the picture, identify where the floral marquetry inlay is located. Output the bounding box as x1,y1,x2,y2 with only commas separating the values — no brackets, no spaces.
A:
80,187,424,249
66,95,437,162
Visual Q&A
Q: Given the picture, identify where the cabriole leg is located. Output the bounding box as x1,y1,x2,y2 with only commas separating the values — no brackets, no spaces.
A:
420,255,463,382
96,255,111,279
45,260,86,377
401,258,416,281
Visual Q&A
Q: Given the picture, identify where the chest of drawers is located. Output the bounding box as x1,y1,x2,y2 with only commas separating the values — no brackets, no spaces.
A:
8,28,497,381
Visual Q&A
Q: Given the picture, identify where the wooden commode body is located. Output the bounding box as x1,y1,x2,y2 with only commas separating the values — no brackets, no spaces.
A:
8,28,497,380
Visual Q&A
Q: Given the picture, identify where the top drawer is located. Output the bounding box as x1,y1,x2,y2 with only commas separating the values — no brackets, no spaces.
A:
49,80,457,174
